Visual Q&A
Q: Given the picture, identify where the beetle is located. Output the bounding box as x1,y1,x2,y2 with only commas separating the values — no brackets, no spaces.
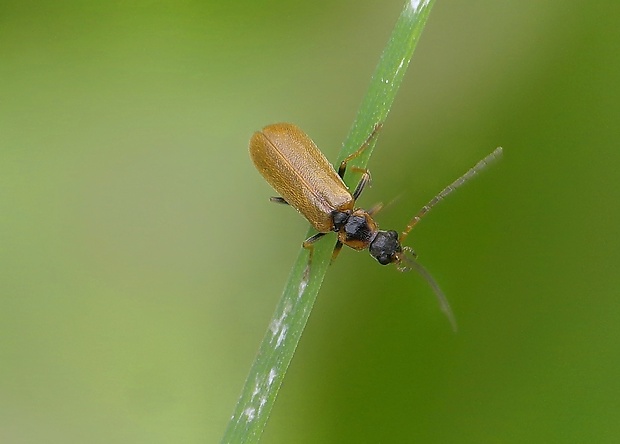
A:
249,122,501,328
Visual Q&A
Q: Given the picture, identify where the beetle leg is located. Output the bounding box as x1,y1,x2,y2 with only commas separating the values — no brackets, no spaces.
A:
352,170,371,201
330,241,344,263
301,232,327,281
270,196,289,205
303,232,327,262
337,122,383,178
367,202,384,216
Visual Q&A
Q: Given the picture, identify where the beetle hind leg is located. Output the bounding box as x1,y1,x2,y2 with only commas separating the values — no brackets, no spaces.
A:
302,232,326,263
301,232,327,283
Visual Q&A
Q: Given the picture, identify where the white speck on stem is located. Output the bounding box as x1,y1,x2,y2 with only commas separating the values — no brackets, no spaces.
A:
257,396,267,415
408,0,430,13
243,407,256,422
393,58,407,79
275,324,288,348
269,318,281,336
298,277,307,297
269,302,292,338
251,381,260,400
268,368,277,386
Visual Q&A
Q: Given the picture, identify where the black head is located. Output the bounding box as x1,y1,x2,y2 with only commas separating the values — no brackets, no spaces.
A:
368,230,402,265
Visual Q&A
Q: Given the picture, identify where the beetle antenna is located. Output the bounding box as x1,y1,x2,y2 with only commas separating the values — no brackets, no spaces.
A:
397,247,457,331
400,147,503,244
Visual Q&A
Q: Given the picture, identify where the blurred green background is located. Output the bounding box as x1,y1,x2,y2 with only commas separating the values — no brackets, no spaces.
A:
2,1,619,442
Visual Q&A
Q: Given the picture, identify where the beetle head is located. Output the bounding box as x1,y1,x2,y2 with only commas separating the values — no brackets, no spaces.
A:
368,230,411,266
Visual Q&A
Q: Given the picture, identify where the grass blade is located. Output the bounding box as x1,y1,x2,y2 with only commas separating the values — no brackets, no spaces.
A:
221,1,436,442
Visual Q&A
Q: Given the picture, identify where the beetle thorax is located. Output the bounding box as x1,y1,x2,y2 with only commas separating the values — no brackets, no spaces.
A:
332,209,378,251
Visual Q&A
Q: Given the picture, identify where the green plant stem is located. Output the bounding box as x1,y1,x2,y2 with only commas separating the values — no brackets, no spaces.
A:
221,1,436,442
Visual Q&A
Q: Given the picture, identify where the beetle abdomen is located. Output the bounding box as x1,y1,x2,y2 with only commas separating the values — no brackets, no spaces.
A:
249,123,353,232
